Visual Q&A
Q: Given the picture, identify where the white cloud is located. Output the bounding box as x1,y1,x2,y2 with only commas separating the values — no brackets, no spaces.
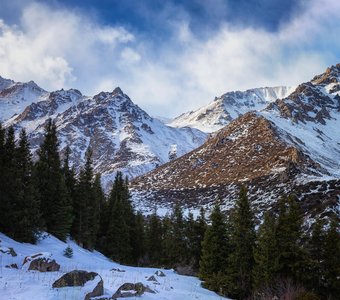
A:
0,0,339,117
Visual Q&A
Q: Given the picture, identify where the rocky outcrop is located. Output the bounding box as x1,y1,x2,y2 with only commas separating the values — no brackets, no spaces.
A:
52,270,104,300
23,253,60,272
0,246,17,257
112,282,155,298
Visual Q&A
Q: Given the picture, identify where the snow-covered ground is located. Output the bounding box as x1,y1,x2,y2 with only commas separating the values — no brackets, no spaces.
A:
0,232,227,300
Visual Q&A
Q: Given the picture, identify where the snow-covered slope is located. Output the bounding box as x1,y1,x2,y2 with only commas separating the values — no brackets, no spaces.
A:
261,64,340,179
170,86,294,132
0,76,48,121
0,232,226,300
2,79,207,189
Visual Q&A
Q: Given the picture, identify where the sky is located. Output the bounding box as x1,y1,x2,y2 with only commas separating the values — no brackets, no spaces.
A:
0,0,340,117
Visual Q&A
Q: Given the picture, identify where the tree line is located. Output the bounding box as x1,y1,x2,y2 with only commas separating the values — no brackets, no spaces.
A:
0,120,339,299
0,120,206,268
199,187,340,299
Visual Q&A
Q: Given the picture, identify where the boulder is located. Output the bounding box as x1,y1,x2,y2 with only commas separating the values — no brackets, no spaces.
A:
52,270,104,300
0,246,17,257
155,270,166,277
5,263,18,269
111,267,125,272
28,257,60,272
112,282,155,298
147,275,158,282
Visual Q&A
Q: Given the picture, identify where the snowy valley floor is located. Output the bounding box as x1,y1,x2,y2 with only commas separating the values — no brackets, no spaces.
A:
0,232,227,300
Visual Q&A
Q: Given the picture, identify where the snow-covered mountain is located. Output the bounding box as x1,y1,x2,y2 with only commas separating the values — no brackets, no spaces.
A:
0,76,48,121
170,86,294,132
0,232,226,300
1,77,206,189
131,65,340,220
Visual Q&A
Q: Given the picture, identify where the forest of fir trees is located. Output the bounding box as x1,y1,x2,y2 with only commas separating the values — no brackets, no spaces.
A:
0,120,340,300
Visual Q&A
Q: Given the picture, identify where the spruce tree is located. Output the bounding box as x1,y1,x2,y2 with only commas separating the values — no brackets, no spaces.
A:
13,129,41,243
322,221,340,298
199,201,228,291
304,218,325,294
275,195,304,281
105,172,133,264
226,186,255,299
146,211,163,266
0,127,17,235
253,211,278,289
164,203,187,265
33,119,73,241
186,208,207,271
72,148,99,249
130,211,145,265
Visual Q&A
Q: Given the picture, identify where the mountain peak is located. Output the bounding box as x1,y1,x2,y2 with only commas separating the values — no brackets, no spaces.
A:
112,87,124,96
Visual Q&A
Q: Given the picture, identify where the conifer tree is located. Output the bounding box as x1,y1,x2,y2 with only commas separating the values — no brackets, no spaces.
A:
72,148,99,250
253,211,278,289
304,218,325,294
164,203,187,265
199,201,228,288
186,208,207,271
0,123,8,232
322,221,340,298
275,195,304,281
146,211,163,265
105,172,133,263
33,119,73,241
226,186,255,299
130,211,145,265
62,146,77,202
0,127,17,235
13,129,41,242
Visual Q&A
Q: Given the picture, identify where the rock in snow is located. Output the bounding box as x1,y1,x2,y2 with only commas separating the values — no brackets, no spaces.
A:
52,270,104,300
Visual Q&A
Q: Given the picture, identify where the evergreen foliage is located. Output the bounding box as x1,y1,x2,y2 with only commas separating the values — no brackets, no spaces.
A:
275,195,304,281
253,211,278,289
199,201,228,290
33,119,73,241
225,186,255,299
102,172,134,264
71,147,99,249
63,245,74,258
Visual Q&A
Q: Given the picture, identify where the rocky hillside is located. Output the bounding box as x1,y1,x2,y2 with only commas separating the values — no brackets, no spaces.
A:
1,78,206,189
169,86,293,132
131,65,340,220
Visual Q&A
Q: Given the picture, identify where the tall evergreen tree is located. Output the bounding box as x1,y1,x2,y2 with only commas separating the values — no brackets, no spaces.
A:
104,172,133,264
72,147,99,249
275,195,304,281
253,211,278,289
186,208,207,271
0,127,17,235
199,201,229,292
163,203,187,265
130,211,145,265
146,211,163,266
13,129,41,242
226,186,255,299
322,221,340,298
0,123,8,233
33,119,73,241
